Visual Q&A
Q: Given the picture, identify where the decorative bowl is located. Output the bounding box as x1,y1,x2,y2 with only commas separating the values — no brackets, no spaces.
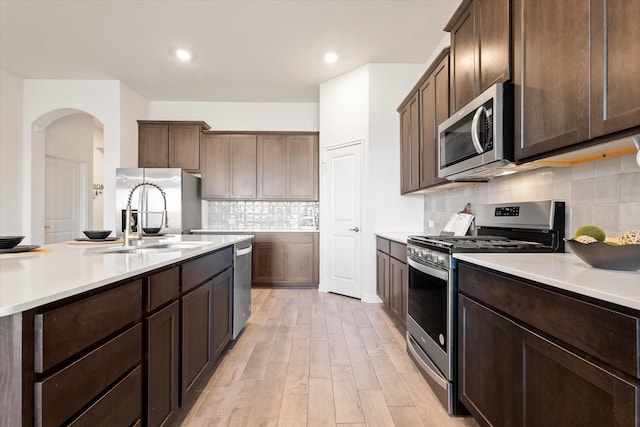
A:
565,239,640,271
83,230,112,240
142,227,162,235
0,236,25,249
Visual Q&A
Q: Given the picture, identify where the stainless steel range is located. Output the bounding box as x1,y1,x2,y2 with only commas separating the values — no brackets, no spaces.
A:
406,200,565,415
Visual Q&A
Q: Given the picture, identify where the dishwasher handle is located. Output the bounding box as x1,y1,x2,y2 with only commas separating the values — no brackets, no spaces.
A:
235,245,253,256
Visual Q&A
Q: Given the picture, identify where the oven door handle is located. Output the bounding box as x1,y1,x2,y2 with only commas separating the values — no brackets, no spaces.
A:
408,258,448,281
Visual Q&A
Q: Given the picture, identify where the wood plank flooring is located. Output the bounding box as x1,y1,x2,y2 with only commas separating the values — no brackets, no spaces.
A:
182,288,478,427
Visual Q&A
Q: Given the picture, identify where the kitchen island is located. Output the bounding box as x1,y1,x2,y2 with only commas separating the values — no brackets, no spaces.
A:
0,234,252,427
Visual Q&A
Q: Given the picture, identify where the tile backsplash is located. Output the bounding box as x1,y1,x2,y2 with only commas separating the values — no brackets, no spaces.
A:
424,153,640,240
205,201,319,230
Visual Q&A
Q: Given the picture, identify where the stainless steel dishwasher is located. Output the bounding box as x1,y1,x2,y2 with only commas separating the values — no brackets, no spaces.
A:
233,239,252,339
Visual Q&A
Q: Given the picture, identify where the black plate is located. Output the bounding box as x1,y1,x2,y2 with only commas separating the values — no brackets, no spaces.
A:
74,237,119,242
142,233,166,237
0,245,40,254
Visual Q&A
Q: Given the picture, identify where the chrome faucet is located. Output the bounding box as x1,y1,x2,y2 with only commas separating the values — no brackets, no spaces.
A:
123,182,168,246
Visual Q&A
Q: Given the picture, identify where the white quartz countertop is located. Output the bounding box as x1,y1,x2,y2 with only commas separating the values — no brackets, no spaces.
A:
192,229,319,233
454,252,640,311
375,232,422,245
0,234,253,317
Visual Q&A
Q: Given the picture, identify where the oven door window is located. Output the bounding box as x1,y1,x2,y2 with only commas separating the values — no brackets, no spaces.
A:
408,258,449,351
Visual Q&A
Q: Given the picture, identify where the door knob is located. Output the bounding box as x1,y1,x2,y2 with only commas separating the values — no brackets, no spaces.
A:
349,227,360,232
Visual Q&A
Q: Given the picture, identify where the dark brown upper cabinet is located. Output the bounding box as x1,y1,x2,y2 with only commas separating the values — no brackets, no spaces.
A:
590,0,640,139
513,0,640,162
400,93,420,194
445,0,510,114
201,133,257,200
398,49,450,194
257,134,319,200
419,54,450,189
138,121,210,172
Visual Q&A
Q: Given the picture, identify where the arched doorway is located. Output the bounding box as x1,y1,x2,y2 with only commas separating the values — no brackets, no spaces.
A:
30,109,104,244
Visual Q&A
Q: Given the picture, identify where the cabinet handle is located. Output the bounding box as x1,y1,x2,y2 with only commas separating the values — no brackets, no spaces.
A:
349,227,360,232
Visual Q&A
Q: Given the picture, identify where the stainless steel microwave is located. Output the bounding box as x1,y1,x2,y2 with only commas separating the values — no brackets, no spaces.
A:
438,83,514,181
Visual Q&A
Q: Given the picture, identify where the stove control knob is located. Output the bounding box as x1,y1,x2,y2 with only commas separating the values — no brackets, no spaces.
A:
426,253,433,261
437,256,445,265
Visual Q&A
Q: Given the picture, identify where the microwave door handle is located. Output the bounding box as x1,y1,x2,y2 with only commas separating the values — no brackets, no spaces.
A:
471,105,485,154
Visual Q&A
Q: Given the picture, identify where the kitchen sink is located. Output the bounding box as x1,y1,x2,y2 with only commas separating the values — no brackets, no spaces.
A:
96,242,204,254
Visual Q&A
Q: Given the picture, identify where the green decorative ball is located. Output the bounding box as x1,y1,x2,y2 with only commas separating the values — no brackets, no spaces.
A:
575,225,606,242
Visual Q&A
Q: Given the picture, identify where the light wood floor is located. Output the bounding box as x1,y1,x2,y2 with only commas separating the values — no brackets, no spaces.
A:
182,288,478,427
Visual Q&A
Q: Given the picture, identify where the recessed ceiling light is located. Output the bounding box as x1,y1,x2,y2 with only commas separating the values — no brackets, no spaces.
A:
324,52,338,64
175,49,192,61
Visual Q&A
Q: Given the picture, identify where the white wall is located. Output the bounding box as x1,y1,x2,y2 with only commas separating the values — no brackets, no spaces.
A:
21,80,144,243
0,68,24,235
148,101,319,131
120,83,149,167
319,63,425,302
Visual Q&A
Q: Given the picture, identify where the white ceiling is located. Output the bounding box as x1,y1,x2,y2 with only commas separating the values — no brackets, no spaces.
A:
0,0,461,102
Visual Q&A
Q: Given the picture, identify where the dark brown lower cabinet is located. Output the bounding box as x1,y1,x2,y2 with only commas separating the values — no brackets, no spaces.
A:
212,268,233,358
181,280,214,405
375,237,407,329
458,262,639,427
389,257,407,324
146,301,180,427
376,250,390,306
252,232,319,286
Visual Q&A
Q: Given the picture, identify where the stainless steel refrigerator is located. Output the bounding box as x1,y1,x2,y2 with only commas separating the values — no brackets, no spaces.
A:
115,168,201,236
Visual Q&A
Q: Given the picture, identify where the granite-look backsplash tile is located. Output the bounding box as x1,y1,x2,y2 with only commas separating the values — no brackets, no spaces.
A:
205,201,319,230
423,153,640,241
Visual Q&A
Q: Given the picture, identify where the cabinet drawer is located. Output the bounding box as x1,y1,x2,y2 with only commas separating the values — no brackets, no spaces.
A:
182,247,233,293
35,323,142,427
376,237,390,254
146,267,179,312
34,280,142,373
68,365,142,427
458,262,640,378
389,241,407,262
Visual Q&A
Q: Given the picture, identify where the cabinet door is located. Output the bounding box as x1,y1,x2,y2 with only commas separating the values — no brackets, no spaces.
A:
287,134,319,200
458,295,522,426
230,135,257,199
201,134,230,199
513,0,590,161
521,327,638,426
590,0,640,137
212,268,233,358
252,241,285,284
476,0,510,93
389,257,407,325
257,134,287,199
419,55,449,189
400,94,419,193
181,281,213,404
449,0,476,113
146,301,179,427
376,250,390,306
139,123,169,168
169,124,201,171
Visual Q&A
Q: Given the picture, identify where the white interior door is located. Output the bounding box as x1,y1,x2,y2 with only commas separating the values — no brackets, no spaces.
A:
45,156,85,243
323,142,362,298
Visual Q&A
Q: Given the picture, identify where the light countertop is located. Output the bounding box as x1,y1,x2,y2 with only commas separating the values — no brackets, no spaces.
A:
0,234,252,317
454,252,640,311
375,232,423,245
192,229,319,233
